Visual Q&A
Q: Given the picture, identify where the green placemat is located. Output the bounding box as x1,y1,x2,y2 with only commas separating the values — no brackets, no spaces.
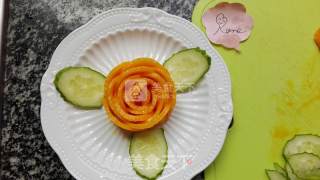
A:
192,0,320,179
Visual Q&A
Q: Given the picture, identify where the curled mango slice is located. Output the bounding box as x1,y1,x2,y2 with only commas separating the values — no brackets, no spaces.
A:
103,58,176,132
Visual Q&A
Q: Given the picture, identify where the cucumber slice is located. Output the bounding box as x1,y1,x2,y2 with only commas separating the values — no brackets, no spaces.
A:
283,134,320,159
163,48,211,93
54,67,105,109
129,128,168,180
285,163,302,180
287,153,320,180
273,163,287,177
266,170,288,180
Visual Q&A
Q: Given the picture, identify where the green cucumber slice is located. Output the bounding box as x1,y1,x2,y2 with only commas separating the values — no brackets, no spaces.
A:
163,48,211,93
266,170,288,180
285,163,302,180
273,163,287,177
54,67,105,109
129,128,168,180
283,134,320,159
287,153,320,180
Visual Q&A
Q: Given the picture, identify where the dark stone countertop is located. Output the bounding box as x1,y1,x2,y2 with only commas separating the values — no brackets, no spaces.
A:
1,0,203,179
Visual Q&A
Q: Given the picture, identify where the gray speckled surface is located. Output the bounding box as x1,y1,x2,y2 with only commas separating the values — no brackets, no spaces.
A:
1,0,204,179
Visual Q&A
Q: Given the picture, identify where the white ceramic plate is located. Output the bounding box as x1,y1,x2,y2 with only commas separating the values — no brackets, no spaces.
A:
40,8,233,180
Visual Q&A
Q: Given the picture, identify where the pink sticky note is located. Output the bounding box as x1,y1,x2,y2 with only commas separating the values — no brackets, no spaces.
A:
202,2,254,50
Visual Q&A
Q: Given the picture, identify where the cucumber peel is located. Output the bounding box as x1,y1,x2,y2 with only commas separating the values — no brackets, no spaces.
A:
287,153,320,180
273,163,287,177
285,163,302,180
267,134,320,180
266,170,288,180
283,134,320,159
